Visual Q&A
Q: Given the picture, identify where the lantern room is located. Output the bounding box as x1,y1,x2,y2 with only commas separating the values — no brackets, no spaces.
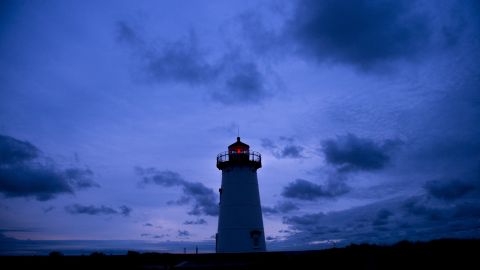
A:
216,137,262,170
228,137,249,154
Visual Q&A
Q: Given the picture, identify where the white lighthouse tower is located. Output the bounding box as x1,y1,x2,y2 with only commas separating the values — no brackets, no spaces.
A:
216,137,266,253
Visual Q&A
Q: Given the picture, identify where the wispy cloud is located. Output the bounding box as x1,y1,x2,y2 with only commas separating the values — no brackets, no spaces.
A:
116,21,272,105
135,167,218,216
184,218,207,225
65,204,132,217
261,137,306,159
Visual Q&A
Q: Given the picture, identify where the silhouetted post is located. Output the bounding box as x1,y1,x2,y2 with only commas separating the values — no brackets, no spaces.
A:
184,247,186,254
195,245,198,254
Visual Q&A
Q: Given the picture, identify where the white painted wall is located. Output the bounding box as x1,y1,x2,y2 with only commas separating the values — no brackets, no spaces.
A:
216,166,266,253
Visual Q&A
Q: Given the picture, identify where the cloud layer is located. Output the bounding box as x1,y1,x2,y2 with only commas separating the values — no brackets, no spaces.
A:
0,135,98,201
288,0,431,70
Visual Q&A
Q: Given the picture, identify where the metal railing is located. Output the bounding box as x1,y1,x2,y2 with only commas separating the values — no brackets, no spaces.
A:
216,151,261,163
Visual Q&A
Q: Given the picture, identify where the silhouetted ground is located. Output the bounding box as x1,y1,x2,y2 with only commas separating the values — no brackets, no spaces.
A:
2,239,478,269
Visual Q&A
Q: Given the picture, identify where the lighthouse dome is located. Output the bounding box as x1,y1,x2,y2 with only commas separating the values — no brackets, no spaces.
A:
228,137,249,153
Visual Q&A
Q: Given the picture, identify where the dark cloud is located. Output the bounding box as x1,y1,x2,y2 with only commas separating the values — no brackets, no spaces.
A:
403,197,448,221
284,212,325,226
116,21,143,46
282,178,349,200
403,196,480,223
261,137,305,159
0,134,38,164
145,31,219,85
117,21,270,105
424,178,476,201
0,134,98,201
0,165,74,201
283,196,480,248
263,201,299,216
177,230,190,238
372,209,393,226
119,205,132,216
289,0,431,70
137,168,184,187
184,218,207,225
236,10,284,56
212,61,267,104
64,168,98,189
65,204,132,217
167,196,191,206
43,206,55,213
281,146,304,159
183,182,219,216
276,201,299,213
321,133,401,172
143,223,153,227
136,167,218,216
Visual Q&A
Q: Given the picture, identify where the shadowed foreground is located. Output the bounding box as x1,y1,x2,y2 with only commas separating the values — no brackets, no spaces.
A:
2,239,478,269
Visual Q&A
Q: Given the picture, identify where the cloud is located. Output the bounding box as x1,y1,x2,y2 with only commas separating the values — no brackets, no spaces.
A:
424,178,476,201
119,205,132,216
212,60,268,104
63,168,99,189
143,223,153,227
145,31,219,85
65,204,132,217
263,201,299,216
116,21,143,46
0,134,98,201
261,137,305,159
283,196,480,247
183,182,218,216
184,218,207,225
321,133,401,172
116,21,270,105
282,178,349,200
177,230,190,238
0,165,74,201
284,212,326,226
402,197,448,221
403,196,480,224
138,169,184,187
43,206,55,213
372,209,393,226
0,134,39,164
288,0,431,70
136,167,218,216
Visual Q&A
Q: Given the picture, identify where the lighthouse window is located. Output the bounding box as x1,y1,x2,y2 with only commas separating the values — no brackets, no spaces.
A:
250,230,261,248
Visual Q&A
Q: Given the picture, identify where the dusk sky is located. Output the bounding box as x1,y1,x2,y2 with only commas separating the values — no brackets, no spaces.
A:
1,0,479,254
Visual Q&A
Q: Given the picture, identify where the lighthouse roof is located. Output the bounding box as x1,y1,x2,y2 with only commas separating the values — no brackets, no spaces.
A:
228,137,249,151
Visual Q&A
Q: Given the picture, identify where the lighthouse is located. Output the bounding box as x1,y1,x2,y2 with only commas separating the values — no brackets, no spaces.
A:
216,137,266,253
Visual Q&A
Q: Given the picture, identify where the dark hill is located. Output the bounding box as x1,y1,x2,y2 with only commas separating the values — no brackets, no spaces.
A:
2,239,478,270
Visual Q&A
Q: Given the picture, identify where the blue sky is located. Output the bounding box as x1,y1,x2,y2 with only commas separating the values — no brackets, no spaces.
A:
1,0,479,254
